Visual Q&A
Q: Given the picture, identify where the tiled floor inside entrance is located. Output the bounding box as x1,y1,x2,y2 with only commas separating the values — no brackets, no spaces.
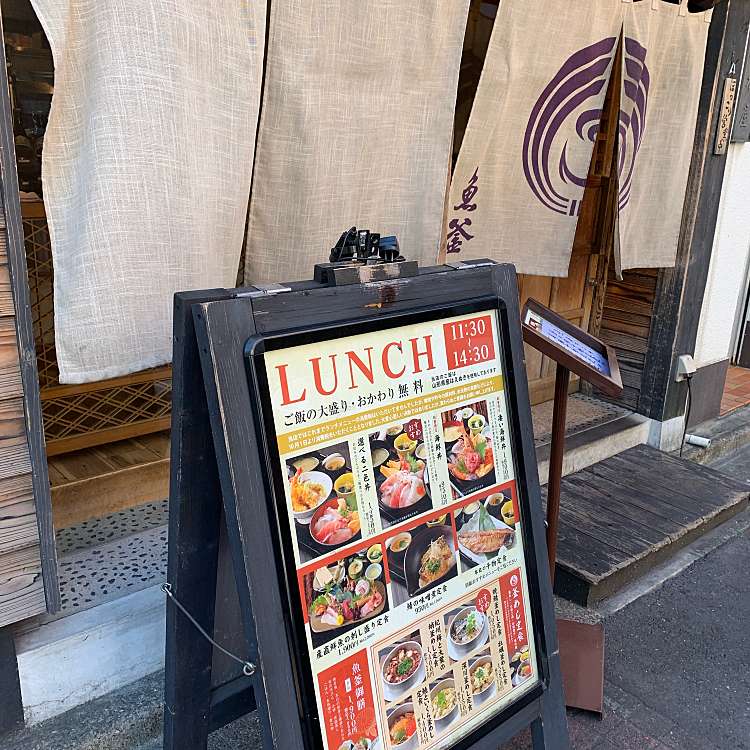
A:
720,365,750,415
531,393,629,446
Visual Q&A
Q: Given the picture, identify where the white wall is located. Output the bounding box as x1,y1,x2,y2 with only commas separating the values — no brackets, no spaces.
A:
695,142,750,367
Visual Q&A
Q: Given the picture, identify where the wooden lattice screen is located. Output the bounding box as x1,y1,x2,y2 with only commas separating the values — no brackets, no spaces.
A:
22,199,171,456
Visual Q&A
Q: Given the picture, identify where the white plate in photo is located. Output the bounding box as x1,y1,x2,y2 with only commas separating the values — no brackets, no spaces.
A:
511,667,533,688
457,513,514,566
472,678,497,708
446,616,489,662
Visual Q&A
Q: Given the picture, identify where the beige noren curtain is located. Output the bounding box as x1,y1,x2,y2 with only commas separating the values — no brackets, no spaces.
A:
31,0,265,383
245,0,471,284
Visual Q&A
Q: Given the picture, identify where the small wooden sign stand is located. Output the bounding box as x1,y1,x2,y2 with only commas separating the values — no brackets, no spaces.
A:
521,298,623,716
163,262,572,750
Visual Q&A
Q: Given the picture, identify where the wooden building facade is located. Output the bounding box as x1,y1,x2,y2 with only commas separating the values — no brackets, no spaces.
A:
0,0,745,733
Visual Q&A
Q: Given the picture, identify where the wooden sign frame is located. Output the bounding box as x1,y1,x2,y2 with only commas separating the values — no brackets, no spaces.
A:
521,299,622,397
164,262,570,750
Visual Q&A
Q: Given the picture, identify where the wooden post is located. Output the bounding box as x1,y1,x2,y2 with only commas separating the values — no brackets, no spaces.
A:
546,363,570,584
0,626,23,734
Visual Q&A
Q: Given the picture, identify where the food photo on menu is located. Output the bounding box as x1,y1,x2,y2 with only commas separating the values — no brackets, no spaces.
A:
336,737,382,750
286,442,361,562
455,490,517,570
336,740,377,750
509,641,534,688
468,647,498,708
428,675,461,732
370,419,432,528
441,401,496,499
384,515,459,608
302,545,389,648
443,596,490,664
386,698,418,748
377,628,425,711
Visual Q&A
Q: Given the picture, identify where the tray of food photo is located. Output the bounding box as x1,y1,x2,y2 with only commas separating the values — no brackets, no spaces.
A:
370,423,432,526
456,502,515,568
304,553,387,645
402,523,458,598
288,444,363,559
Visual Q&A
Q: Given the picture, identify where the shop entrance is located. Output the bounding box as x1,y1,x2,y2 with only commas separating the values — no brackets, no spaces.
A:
1,0,627,723
734,272,750,368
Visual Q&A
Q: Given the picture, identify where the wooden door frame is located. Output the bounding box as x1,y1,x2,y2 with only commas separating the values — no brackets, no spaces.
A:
639,1,749,422
0,12,59,611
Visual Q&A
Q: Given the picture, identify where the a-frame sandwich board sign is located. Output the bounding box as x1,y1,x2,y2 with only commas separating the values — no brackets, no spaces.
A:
164,260,571,750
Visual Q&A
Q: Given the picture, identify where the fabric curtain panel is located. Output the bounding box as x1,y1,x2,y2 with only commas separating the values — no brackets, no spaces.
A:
244,0,470,284
447,0,626,277
31,0,265,383
616,1,711,272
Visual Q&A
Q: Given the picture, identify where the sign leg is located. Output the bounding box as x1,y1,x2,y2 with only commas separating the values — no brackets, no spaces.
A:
164,294,224,750
546,364,570,584
531,649,571,748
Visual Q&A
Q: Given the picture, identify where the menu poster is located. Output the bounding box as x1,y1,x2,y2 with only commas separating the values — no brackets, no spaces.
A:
262,310,540,750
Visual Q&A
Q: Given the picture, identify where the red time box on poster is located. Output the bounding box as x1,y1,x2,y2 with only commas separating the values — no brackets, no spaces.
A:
443,314,496,371
317,650,378,749
499,568,529,656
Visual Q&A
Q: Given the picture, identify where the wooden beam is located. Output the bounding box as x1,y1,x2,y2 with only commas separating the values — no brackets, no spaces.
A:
51,457,169,528
44,416,172,457
0,13,59,613
39,365,172,400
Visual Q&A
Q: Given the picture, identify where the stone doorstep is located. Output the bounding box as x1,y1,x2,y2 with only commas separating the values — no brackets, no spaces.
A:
14,585,166,726
536,412,651,483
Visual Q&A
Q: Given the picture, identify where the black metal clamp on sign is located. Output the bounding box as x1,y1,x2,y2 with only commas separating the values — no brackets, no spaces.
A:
318,227,416,286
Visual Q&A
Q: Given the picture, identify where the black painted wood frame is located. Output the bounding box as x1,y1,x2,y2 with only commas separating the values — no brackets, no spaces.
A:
164,288,257,749
0,626,23,733
640,2,750,422
172,262,570,749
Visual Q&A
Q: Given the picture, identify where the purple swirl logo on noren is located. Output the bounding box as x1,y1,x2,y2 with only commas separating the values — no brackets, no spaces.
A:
522,37,650,217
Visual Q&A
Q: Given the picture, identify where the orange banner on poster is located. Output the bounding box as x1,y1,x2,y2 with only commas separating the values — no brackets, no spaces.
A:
500,568,529,657
317,650,379,749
